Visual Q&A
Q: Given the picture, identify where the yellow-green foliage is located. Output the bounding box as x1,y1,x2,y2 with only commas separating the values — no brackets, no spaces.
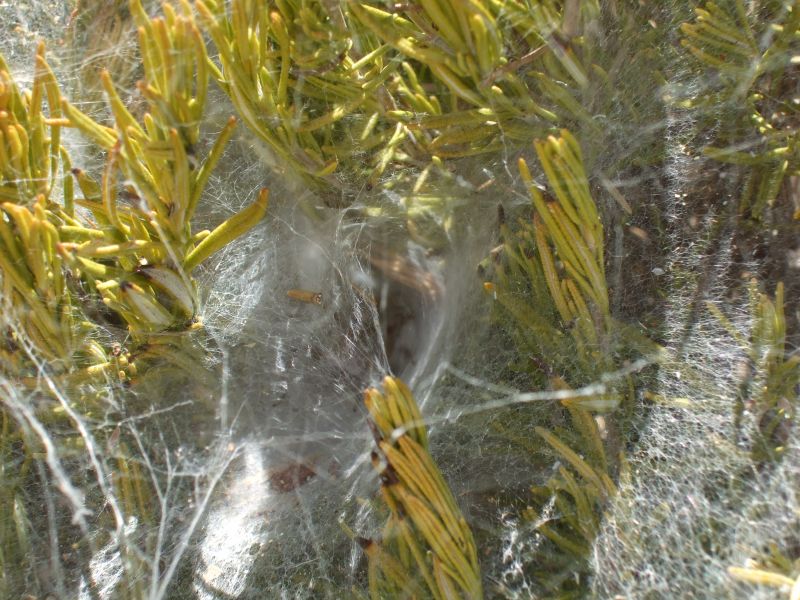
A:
350,0,601,154
484,129,637,594
0,0,269,379
196,0,604,196
487,130,618,396
1,1,797,597
0,402,33,597
362,376,482,599
58,0,268,335
728,542,800,598
519,132,610,354
196,0,393,188
0,43,85,375
1,195,77,371
0,43,64,205
746,282,799,462
708,281,800,463
0,4,270,593
681,0,800,218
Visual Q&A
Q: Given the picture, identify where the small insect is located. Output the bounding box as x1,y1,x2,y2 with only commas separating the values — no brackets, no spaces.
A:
476,177,496,192
287,289,323,305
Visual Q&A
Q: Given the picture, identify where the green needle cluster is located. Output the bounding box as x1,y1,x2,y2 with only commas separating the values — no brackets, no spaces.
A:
681,0,800,220
361,376,482,600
